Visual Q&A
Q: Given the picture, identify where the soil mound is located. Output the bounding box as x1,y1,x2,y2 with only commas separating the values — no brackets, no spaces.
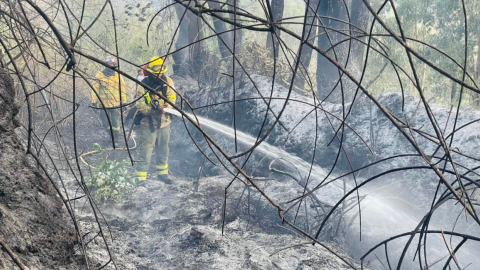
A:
0,69,82,269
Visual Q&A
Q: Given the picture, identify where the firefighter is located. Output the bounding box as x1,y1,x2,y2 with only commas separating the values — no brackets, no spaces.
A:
91,56,126,145
134,56,176,184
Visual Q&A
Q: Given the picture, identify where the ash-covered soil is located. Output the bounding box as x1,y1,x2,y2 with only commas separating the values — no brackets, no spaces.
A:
60,96,362,269
75,176,361,270
0,70,84,269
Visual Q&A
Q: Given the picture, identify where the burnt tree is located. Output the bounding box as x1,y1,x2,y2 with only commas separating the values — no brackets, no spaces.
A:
266,0,285,58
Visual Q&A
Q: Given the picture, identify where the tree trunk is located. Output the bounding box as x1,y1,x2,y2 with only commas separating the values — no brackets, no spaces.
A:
266,0,285,58
209,1,234,60
188,16,206,72
475,38,480,108
316,0,346,102
173,3,206,76
350,0,370,73
294,0,319,91
451,80,457,105
229,0,243,53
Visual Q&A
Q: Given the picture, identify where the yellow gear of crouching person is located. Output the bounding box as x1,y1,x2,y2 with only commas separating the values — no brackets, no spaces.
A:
133,56,176,184
91,56,126,144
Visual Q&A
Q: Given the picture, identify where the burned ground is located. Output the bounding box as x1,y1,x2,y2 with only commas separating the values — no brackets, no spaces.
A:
0,69,84,269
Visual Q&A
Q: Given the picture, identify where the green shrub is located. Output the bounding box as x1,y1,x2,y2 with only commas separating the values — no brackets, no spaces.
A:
85,144,136,202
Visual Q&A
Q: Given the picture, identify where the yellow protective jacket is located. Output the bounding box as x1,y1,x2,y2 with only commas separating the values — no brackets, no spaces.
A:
91,70,126,108
135,75,176,129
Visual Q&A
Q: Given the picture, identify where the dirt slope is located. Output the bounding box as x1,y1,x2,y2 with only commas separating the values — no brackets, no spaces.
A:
0,69,82,269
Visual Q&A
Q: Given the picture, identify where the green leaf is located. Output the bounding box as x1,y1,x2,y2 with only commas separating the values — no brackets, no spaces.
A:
93,143,102,152
87,158,136,203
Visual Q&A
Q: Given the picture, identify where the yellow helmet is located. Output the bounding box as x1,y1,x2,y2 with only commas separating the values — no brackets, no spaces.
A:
145,56,167,74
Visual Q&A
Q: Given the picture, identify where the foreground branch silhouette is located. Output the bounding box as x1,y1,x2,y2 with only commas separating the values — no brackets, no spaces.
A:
1,0,479,269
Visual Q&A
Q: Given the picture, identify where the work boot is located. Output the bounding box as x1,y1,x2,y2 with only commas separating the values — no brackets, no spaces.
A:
157,175,172,184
